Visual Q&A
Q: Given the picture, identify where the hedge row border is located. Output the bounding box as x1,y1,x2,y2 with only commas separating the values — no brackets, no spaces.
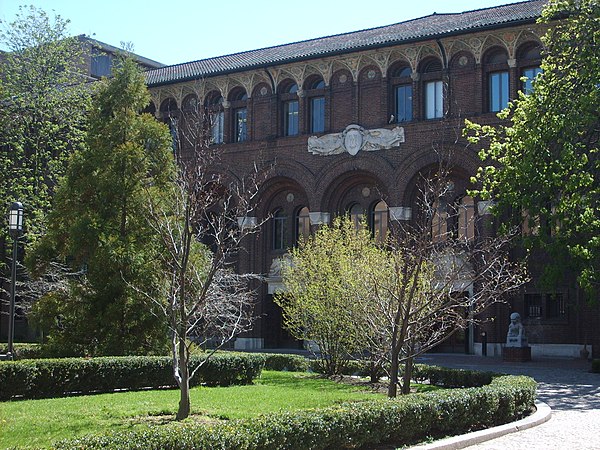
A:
54,369,536,450
0,353,265,400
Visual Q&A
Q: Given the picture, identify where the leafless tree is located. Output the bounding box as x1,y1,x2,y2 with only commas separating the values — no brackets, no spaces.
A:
361,152,528,397
143,91,268,420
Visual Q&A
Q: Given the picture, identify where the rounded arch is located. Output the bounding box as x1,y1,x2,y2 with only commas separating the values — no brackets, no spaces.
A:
481,35,510,60
314,152,395,204
388,59,412,78
449,50,476,70
181,94,199,112
517,41,542,61
330,68,353,87
303,74,325,90
483,46,509,64
358,65,382,82
418,57,443,74
320,169,390,217
514,31,543,57
252,82,272,98
278,78,298,95
395,144,481,206
204,90,223,107
228,86,248,102
159,97,178,115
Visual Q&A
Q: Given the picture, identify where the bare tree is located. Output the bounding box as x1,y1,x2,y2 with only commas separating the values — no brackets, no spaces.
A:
143,91,267,420
361,155,528,397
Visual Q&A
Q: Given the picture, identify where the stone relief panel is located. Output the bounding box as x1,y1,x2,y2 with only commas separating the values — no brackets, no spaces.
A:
308,124,405,156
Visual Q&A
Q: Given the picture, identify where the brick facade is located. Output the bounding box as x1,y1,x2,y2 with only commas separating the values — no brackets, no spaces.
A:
144,1,599,357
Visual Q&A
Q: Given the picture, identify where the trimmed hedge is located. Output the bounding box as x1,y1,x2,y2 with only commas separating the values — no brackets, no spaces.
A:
260,353,310,372
0,343,46,360
0,353,265,400
412,364,496,387
54,371,536,450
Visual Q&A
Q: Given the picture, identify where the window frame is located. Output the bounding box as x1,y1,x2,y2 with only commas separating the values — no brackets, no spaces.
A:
283,99,299,137
309,96,325,134
234,107,247,142
425,80,444,119
205,93,224,144
272,209,288,251
488,70,510,112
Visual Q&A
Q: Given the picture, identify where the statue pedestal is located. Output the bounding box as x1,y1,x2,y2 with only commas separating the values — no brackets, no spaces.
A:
503,346,531,362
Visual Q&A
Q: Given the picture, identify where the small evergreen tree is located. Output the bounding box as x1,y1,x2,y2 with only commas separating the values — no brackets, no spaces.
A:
30,57,175,356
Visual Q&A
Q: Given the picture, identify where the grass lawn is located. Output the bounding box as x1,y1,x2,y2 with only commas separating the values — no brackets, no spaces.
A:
0,370,389,449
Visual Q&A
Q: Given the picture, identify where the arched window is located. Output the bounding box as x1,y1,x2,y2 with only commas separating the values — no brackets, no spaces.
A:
230,88,248,143
205,92,224,144
431,199,448,243
348,203,364,230
457,196,475,241
421,59,444,119
272,209,288,250
295,206,311,243
390,65,413,123
281,82,299,137
306,77,326,134
484,48,510,112
519,44,542,95
369,200,389,240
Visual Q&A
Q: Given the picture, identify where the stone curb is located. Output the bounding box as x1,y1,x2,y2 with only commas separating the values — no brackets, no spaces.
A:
409,401,552,450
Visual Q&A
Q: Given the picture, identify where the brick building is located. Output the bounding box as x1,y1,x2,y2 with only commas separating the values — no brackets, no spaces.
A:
143,0,598,358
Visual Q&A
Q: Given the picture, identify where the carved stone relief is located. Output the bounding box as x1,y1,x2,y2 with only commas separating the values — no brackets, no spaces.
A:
308,124,405,156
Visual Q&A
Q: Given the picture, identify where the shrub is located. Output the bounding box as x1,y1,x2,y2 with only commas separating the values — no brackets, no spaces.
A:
412,364,496,387
0,353,265,400
54,369,536,450
260,353,310,372
591,359,600,373
0,343,46,360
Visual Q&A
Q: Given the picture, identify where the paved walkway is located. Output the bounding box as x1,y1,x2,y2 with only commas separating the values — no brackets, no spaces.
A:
414,354,600,450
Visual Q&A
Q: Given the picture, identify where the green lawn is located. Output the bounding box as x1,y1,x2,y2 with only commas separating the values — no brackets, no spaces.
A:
0,371,386,449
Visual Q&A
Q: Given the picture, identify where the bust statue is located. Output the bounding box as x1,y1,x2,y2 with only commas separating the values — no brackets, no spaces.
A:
506,312,528,348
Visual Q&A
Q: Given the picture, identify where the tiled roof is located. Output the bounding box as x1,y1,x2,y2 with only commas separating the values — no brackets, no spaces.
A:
145,0,547,86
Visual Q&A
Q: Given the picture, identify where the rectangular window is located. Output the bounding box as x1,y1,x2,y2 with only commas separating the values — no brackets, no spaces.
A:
273,215,287,250
210,111,224,144
395,84,413,122
234,108,247,142
489,71,509,112
310,97,325,133
284,100,299,136
522,67,542,95
425,80,443,119
525,294,542,319
546,293,566,318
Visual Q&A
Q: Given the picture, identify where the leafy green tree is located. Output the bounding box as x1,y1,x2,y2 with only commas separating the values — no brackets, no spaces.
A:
0,5,90,242
466,0,600,292
277,216,378,376
30,57,175,356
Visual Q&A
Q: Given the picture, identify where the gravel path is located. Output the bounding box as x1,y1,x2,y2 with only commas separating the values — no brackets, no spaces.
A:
416,354,600,450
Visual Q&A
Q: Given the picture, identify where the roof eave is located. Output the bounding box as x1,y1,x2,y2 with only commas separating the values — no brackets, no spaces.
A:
146,15,541,88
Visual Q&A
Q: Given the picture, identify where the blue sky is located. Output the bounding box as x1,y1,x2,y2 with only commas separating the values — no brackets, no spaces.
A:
1,0,519,66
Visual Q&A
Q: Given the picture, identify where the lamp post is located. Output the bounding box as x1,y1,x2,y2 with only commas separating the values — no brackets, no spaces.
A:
7,202,24,360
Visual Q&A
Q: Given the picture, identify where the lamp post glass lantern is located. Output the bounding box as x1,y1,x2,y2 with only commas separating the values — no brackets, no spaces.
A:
7,202,24,359
9,202,24,236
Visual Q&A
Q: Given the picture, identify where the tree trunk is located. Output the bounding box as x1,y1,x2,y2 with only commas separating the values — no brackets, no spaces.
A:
176,341,191,420
387,349,399,398
401,357,413,395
